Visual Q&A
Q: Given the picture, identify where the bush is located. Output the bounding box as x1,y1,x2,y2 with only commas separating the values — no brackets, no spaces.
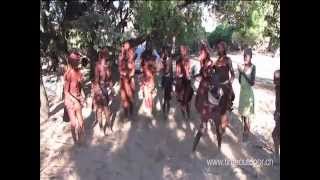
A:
207,23,234,48
231,30,256,50
231,8,268,50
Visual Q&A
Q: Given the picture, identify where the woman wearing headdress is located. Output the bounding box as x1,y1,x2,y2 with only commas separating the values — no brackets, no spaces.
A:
193,44,222,152
140,42,157,116
64,51,86,144
119,41,136,118
92,47,114,135
175,45,194,120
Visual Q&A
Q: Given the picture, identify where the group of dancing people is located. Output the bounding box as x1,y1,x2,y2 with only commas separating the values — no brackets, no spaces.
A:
62,39,280,155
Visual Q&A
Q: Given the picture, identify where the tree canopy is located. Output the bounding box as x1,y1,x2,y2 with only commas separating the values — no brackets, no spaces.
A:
208,0,280,51
132,1,205,51
40,0,280,70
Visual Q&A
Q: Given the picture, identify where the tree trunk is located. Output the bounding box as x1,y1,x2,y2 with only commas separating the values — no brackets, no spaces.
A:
87,46,98,80
171,36,176,56
267,38,273,52
40,77,49,122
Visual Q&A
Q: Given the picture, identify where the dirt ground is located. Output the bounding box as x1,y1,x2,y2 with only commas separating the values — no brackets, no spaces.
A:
40,52,280,180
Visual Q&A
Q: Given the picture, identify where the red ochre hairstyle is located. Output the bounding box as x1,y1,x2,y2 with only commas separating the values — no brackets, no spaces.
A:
98,47,109,60
68,51,81,63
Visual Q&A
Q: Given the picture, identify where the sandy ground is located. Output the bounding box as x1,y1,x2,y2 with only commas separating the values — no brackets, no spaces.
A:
40,52,280,180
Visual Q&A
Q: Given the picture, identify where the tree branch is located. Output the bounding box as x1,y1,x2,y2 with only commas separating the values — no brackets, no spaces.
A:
116,7,130,31
177,0,206,9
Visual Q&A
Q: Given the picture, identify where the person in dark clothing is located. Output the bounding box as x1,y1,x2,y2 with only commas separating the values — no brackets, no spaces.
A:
160,47,173,118
272,69,280,155
213,41,235,133
193,44,223,152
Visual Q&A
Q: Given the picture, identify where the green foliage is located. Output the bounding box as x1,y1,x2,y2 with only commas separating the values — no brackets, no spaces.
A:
214,0,279,50
132,1,204,50
40,0,136,63
207,23,234,48
41,0,280,59
231,1,268,48
264,0,280,50
65,28,93,50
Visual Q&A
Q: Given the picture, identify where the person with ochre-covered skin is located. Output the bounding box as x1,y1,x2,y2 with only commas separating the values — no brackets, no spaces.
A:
175,45,194,120
64,51,86,145
119,40,136,119
92,47,114,135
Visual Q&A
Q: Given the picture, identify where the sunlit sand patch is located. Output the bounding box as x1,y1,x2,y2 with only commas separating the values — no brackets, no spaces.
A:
82,106,91,119
167,108,175,121
220,144,262,179
144,111,154,119
181,122,187,129
233,167,248,180
168,119,177,130
189,121,195,132
107,110,121,132
207,123,216,144
221,144,236,161
137,98,154,117
251,112,274,143
113,82,120,95
162,166,186,180
122,121,132,132
176,129,186,141
110,130,129,153
239,145,250,158
151,119,157,127
175,169,184,179
195,151,204,160
155,98,162,111
225,127,239,143
137,103,144,115
162,165,173,179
